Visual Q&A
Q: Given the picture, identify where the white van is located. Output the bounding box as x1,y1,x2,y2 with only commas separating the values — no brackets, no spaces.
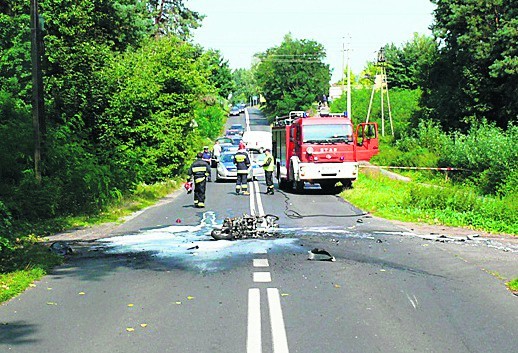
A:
242,131,272,152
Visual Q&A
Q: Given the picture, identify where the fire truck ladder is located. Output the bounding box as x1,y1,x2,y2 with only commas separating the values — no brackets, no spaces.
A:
366,47,394,137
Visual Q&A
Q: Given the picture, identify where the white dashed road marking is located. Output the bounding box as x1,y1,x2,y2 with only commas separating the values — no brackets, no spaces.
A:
253,272,272,283
253,259,269,267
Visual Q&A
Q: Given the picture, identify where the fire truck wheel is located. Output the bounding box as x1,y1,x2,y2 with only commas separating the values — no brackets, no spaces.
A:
292,180,304,192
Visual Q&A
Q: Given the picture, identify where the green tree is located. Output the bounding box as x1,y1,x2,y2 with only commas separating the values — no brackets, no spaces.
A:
231,68,259,104
201,49,234,100
149,0,204,39
423,0,517,130
254,34,331,118
384,33,439,90
97,36,215,184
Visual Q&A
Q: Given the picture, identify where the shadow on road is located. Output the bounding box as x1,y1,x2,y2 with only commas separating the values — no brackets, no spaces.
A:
0,321,39,346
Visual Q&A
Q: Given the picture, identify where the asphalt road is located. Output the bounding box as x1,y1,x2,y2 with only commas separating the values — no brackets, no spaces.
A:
1,108,517,353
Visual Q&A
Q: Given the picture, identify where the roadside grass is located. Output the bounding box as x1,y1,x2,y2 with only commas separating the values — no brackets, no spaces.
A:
507,278,518,292
342,172,518,235
0,177,184,304
0,237,63,303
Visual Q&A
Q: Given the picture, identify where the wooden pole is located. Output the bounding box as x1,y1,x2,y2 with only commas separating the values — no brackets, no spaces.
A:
31,0,44,182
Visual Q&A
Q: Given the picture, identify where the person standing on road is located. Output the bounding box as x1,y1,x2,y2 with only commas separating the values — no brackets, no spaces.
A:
262,148,275,195
233,147,250,195
212,141,222,165
201,146,212,182
188,152,210,208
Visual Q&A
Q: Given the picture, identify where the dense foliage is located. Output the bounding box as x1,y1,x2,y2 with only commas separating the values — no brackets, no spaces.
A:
0,1,228,251
372,120,518,197
254,34,331,119
383,33,439,90
231,68,259,105
330,88,421,138
423,0,517,130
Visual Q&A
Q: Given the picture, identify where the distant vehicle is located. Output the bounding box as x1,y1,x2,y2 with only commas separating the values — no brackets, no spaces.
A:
229,106,241,116
229,136,243,146
215,151,254,181
221,144,238,153
237,103,246,113
215,136,232,144
242,130,272,152
226,123,245,136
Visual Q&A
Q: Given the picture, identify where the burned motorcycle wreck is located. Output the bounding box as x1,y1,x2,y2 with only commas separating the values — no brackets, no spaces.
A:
211,214,280,240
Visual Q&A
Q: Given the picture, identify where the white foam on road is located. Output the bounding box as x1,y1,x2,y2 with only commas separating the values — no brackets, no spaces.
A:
98,211,299,271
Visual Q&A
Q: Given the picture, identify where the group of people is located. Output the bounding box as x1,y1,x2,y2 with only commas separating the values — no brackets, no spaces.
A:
187,141,275,208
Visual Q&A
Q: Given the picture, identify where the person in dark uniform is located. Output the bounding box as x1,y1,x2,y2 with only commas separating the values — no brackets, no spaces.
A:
262,148,275,195
188,152,210,207
201,146,212,181
233,147,250,195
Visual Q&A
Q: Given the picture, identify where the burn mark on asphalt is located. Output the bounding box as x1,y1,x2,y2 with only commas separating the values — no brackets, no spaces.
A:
97,212,302,272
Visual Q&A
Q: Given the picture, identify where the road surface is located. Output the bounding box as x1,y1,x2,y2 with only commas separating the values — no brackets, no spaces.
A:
1,108,517,353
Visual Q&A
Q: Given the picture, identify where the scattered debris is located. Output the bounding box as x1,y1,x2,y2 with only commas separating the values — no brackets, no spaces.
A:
308,248,336,262
211,214,279,240
49,241,73,256
356,219,364,223
376,239,383,243
187,245,199,250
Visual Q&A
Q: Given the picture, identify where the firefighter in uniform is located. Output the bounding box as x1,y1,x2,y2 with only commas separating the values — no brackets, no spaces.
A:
188,152,210,207
262,148,275,195
233,147,251,195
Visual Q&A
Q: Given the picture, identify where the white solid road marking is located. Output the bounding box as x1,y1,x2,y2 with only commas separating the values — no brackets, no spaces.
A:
249,180,256,216
245,108,251,131
253,259,269,267
267,288,290,353
254,249,268,254
253,180,265,216
247,288,262,353
253,272,272,283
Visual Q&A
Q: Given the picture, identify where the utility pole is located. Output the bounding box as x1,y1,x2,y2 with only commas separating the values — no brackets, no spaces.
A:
346,37,352,121
341,38,345,95
31,0,45,182
366,47,394,136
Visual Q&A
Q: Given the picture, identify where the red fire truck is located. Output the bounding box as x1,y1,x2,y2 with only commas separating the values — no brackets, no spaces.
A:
272,111,379,192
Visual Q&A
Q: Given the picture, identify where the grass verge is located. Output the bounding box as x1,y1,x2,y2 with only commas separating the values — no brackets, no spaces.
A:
342,172,518,235
0,177,184,304
507,278,518,293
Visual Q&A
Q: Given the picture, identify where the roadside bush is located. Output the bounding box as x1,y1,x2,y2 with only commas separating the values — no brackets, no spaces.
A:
0,201,13,251
441,122,518,195
407,184,478,213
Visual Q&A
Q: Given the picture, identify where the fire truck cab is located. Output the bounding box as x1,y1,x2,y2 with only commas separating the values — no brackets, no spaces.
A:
272,111,379,192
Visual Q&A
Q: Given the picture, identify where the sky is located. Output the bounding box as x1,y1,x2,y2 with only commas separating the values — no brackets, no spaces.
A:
189,0,437,83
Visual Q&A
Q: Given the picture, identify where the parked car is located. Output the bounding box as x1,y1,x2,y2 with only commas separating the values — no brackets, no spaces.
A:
237,103,246,113
242,130,272,152
226,123,245,136
228,106,240,116
215,151,255,181
216,136,232,144
221,144,238,153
